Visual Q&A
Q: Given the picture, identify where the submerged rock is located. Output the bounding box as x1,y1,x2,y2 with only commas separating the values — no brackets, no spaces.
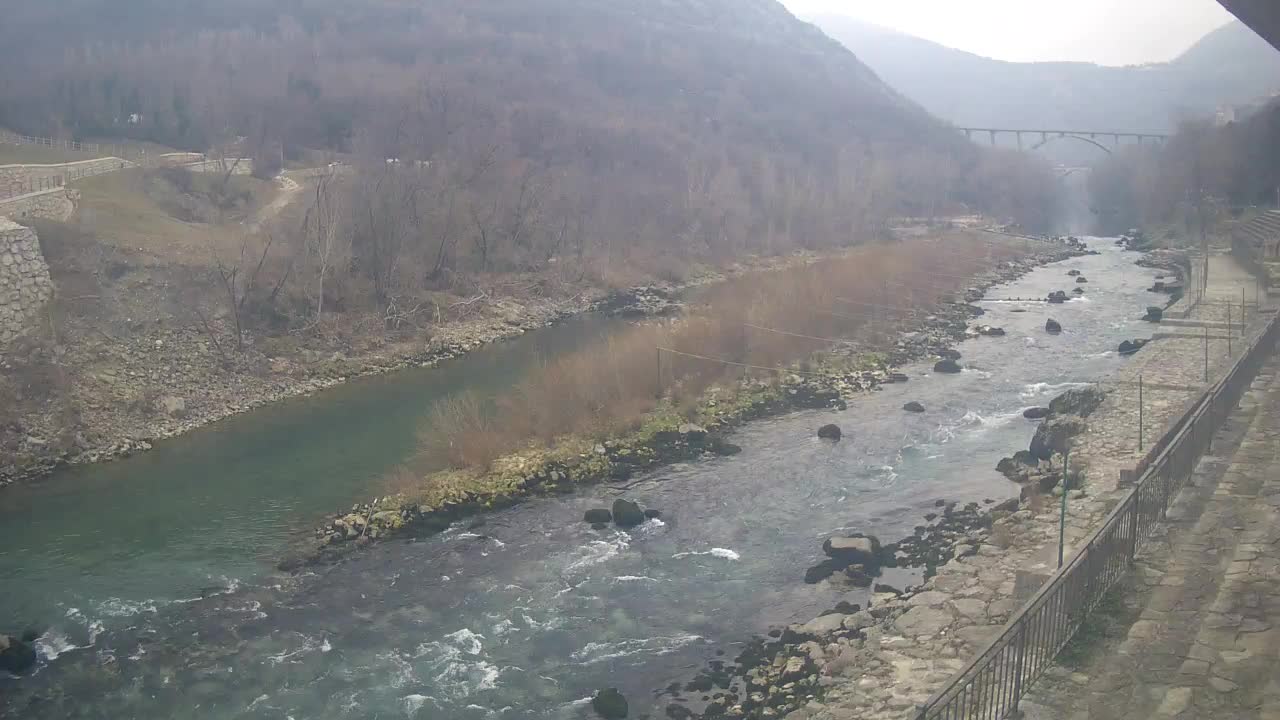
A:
708,437,742,456
817,424,842,441
1118,339,1149,356
1076,276,1088,284
903,401,926,413
584,508,613,524
1144,306,1164,322
0,634,37,675
592,688,629,719
1073,287,1086,295
978,326,1007,337
1045,319,1062,334
933,359,962,374
1067,269,1081,276
611,499,646,528
822,535,882,567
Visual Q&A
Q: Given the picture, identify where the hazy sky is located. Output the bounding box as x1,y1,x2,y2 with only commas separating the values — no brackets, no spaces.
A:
781,0,1238,66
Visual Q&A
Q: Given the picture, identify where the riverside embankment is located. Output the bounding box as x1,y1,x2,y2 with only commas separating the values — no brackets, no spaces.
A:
0,238,1171,720
728,251,1265,720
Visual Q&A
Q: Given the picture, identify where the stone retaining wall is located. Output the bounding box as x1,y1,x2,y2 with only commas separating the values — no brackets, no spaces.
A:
0,218,53,346
0,187,74,222
182,158,254,175
0,157,132,198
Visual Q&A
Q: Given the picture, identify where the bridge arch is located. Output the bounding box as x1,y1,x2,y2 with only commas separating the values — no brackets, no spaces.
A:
1029,134,1113,155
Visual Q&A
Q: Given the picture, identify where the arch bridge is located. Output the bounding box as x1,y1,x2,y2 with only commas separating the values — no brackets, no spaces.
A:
957,127,1171,154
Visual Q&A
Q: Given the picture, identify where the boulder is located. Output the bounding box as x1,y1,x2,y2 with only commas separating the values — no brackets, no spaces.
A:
844,564,875,587
1073,287,1085,295
592,688,629,719
978,326,1007,337
611,499,646,528
708,437,742,456
938,348,962,361
1029,416,1087,461
644,509,662,520
803,559,842,584
903,401,926,413
1067,269,1081,276
584,509,613,524
1118,339,1149,356
1144,306,1163,322
933,359,962,374
1049,387,1107,417
1048,291,1068,304
0,634,37,675
678,423,707,441
822,535,882,567
817,424,842,441
157,395,187,419
1045,319,1062,334
887,372,910,383
1076,276,1088,284
1022,407,1051,420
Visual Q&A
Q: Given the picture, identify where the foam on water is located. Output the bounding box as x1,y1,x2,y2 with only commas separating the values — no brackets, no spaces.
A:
402,694,434,717
570,634,705,664
671,548,740,561
562,534,630,574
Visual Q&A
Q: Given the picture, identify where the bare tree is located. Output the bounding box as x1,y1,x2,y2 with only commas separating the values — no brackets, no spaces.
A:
300,169,345,320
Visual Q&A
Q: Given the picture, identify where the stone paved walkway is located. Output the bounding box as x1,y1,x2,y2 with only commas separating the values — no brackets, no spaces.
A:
1023,354,1280,720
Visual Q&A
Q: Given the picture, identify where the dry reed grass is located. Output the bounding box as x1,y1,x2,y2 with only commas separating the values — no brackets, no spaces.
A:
421,232,1028,470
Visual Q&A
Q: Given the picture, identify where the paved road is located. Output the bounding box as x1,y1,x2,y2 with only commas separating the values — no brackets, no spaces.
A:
1023,351,1280,720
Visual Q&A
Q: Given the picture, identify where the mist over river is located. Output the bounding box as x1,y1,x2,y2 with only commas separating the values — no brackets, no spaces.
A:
0,239,1160,719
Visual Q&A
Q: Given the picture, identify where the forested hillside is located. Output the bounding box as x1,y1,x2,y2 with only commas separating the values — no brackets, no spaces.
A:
0,0,1056,280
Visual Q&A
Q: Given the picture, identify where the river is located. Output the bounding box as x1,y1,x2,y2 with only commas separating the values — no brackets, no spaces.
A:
0,239,1158,719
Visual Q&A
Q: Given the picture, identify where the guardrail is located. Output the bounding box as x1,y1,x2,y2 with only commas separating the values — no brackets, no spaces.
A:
914,307,1280,719
0,159,133,201
0,130,146,161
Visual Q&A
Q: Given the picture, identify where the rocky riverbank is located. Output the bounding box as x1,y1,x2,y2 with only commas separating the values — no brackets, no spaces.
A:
0,250,840,489
653,248,1248,720
300,238,1087,566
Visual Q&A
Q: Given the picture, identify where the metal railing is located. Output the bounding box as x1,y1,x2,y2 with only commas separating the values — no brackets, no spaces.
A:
915,307,1280,719
0,159,134,201
0,129,146,162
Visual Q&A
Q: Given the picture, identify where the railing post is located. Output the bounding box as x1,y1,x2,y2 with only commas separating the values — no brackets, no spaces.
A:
1011,624,1029,711
1128,494,1140,562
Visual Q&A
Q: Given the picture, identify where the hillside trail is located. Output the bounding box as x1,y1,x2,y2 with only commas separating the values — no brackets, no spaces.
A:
243,171,304,234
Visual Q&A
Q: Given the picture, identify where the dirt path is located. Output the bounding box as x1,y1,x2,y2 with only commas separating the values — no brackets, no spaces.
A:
243,172,304,234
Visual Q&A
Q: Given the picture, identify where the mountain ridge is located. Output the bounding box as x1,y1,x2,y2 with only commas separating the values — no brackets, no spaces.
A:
809,16,1280,133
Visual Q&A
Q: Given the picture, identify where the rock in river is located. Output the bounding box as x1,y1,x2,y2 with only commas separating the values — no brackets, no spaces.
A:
1022,407,1051,420
822,534,882,568
1118,339,1149,356
1076,276,1088,283
1144,306,1164,322
933,359,962,374
1029,415,1087,461
1049,386,1107,417
584,508,613,524
978,326,1006,337
817,424,842,441
611,499,646,528
1067,269,1081,276
1045,319,1062,334
592,688,629,719
903,401,926,413
0,634,37,674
